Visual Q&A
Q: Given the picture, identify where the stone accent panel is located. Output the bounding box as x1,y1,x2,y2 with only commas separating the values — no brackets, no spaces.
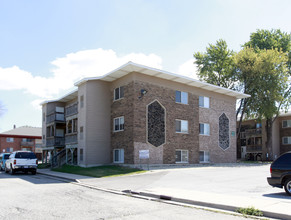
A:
219,113,230,150
134,142,163,164
147,100,166,147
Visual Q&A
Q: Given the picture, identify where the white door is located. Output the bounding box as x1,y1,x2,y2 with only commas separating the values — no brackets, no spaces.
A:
241,146,246,159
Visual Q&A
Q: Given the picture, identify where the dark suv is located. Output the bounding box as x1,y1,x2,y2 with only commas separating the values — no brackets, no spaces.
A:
267,151,291,196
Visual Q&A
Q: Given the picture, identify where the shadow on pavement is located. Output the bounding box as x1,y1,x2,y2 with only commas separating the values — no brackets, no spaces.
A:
0,171,71,185
263,192,291,200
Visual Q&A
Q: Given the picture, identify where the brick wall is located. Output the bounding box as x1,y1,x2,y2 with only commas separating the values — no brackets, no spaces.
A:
278,116,291,154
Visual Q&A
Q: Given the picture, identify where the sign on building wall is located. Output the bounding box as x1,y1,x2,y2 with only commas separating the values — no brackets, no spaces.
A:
139,150,149,159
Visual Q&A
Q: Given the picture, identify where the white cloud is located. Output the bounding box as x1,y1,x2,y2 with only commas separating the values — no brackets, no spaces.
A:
177,58,199,80
0,49,163,100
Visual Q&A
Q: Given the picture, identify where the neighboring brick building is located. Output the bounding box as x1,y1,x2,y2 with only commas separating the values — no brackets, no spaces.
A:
237,112,291,161
42,62,249,167
0,126,42,159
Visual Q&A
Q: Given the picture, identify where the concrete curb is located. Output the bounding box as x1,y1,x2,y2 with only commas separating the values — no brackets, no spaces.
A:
126,190,291,220
37,171,290,220
37,171,80,183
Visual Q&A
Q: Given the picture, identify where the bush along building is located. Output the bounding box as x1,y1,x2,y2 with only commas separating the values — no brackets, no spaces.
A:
41,62,250,167
237,112,291,161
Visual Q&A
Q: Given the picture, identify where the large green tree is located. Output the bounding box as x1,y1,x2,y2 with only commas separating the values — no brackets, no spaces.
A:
193,29,291,160
243,29,291,160
194,39,237,89
244,29,291,71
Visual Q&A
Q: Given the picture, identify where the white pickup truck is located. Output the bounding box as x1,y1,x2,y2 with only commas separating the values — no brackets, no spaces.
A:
5,151,38,175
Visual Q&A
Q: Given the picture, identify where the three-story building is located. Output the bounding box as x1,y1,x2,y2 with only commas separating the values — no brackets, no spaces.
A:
42,62,249,167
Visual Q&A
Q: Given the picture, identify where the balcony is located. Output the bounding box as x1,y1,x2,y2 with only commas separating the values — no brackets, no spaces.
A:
46,137,65,147
66,104,78,117
21,141,34,147
65,134,78,145
47,113,65,124
246,145,262,152
245,128,262,137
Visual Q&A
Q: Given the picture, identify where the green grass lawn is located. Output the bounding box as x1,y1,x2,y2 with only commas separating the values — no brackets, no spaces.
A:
52,164,146,178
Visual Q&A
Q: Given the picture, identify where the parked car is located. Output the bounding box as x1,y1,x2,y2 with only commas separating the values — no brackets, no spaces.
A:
5,151,38,175
0,153,11,171
267,151,291,196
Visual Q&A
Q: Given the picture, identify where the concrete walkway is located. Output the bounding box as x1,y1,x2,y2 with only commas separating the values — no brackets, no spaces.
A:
37,167,291,220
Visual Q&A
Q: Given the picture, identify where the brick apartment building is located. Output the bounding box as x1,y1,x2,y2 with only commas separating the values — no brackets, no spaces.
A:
0,126,42,159
42,62,249,167
237,112,291,161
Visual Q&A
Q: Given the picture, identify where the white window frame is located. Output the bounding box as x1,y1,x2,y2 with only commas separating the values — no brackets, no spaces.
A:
113,116,124,132
282,136,291,145
6,138,14,143
199,123,210,135
199,151,210,163
113,149,124,163
114,86,124,101
199,96,210,108
175,91,188,104
175,119,188,134
175,150,188,163
282,120,291,128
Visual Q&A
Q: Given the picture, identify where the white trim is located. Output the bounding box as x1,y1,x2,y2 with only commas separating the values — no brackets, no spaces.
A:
73,62,250,99
175,149,189,163
175,90,188,105
282,136,291,145
199,123,210,135
113,148,124,163
113,86,124,101
175,119,189,134
282,120,291,128
113,116,124,132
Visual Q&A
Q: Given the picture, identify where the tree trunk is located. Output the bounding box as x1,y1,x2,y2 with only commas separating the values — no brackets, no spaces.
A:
265,118,273,160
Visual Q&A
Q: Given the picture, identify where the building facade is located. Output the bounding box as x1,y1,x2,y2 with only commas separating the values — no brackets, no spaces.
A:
42,62,249,167
0,126,42,159
237,112,291,161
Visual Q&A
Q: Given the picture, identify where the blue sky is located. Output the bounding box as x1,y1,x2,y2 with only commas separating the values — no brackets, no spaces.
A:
0,0,291,132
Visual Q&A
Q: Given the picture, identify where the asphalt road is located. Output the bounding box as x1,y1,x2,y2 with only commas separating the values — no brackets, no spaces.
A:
0,171,249,220
78,163,288,199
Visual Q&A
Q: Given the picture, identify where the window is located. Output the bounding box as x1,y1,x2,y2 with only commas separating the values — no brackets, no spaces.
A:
43,113,45,122
175,120,188,133
67,118,78,134
80,95,84,108
175,91,188,104
282,120,291,128
282,136,291,145
56,107,64,113
56,129,64,137
22,138,33,142
114,116,124,132
114,86,124,101
175,150,188,163
199,151,210,163
79,149,83,161
46,125,55,137
80,126,84,140
113,149,124,163
6,138,14,143
199,96,210,108
199,123,210,135
6,147,13,153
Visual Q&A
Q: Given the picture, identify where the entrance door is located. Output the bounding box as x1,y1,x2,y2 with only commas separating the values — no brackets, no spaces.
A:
241,146,247,159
